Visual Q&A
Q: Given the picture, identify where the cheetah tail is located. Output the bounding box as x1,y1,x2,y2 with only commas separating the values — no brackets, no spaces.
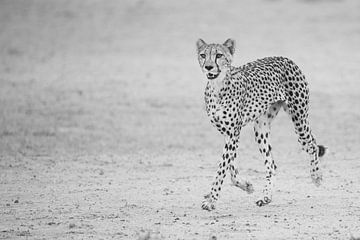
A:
318,145,327,158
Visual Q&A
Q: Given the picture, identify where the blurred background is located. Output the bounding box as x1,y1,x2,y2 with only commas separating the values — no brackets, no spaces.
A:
1,1,360,238
1,0,359,157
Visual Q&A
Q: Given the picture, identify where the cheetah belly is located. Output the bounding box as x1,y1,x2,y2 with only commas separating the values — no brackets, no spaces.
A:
240,87,286,126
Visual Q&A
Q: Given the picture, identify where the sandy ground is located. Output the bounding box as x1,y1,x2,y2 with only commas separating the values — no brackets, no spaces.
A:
0,0,360,239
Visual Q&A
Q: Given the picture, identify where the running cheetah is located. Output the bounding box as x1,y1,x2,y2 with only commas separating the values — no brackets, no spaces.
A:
196,38,326,211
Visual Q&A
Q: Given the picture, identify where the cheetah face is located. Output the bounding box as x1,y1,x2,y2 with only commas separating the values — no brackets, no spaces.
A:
196,39,235,80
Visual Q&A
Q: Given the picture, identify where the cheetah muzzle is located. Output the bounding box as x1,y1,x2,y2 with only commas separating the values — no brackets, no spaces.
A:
207,72,220,80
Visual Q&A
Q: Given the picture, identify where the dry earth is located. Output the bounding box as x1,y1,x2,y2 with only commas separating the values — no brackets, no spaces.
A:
0,0,360,239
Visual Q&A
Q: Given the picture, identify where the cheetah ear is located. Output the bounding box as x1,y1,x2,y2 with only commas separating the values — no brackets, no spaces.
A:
223,38,235,55
196,38,207,52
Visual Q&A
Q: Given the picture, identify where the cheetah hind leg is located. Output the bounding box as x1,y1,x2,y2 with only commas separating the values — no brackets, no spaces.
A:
284,100,327,186
312,144,327,186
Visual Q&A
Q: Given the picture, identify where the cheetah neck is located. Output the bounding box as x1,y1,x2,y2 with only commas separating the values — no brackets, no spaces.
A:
204,69,233,119
207,69,231,96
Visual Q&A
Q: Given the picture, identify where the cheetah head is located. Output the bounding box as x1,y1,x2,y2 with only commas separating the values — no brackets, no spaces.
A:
196,38,235,80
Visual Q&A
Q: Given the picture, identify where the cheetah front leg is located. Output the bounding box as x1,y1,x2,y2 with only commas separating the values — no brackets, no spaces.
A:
229,160,254,194
254,118,276,206
202,136,239,211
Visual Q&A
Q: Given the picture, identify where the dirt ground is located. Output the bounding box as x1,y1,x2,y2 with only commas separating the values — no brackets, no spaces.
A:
0,0,360,239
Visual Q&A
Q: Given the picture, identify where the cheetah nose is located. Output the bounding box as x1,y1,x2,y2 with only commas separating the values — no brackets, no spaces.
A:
205,65,214,71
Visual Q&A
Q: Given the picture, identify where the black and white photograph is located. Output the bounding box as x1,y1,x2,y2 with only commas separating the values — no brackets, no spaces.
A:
1,0,359,239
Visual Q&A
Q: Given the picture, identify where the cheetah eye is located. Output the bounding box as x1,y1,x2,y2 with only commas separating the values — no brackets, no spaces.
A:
216,53,223,58
200,54,206,58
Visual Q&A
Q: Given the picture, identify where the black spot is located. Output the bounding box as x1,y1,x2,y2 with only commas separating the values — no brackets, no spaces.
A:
318,145,326,157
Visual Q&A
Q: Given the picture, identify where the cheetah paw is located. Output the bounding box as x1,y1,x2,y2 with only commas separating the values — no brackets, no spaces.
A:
231,169,254,194
233,180,254,194
204,193,211,199
256,196,271,207
311,173,322,187
242,181,254,194
202,196,215,211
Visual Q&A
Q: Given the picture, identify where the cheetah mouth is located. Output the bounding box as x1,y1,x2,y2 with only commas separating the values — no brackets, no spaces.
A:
207,72,220,80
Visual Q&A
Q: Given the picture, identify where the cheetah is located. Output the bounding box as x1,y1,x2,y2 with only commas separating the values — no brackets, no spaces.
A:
196,38,326,210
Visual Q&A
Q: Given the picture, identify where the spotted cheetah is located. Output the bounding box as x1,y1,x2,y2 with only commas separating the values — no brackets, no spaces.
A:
196,38,326,211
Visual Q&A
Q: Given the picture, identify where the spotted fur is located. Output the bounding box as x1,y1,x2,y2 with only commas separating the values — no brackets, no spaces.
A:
196,39,326,210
